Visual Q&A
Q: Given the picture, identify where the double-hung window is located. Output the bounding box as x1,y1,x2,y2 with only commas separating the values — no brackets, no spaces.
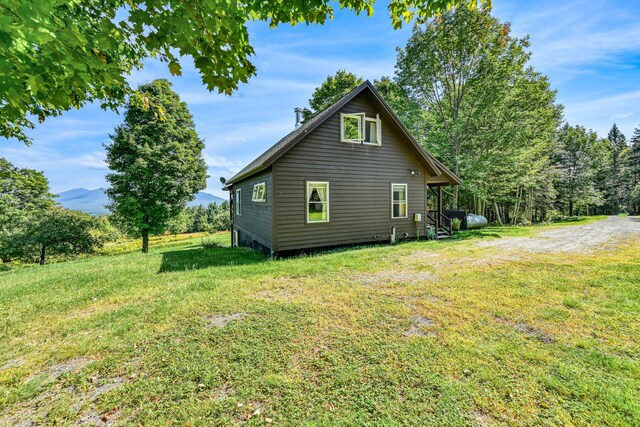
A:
252,182,266,202
307,181,329,223
340,113,381,145
235,189,242,216
391,184,407,219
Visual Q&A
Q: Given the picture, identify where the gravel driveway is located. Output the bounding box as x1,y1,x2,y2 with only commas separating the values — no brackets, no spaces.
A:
477,216,640,253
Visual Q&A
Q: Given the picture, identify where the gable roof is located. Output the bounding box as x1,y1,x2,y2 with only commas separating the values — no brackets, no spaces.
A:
226,80,461,186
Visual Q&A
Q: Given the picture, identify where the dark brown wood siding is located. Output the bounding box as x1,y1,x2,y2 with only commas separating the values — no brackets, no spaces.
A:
273,92,430,252
232,168,274,251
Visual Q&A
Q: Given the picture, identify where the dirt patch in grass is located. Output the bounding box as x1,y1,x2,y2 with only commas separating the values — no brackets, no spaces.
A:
64,301,127,321
256,288,300,303
254,276,313,303
478,216,640,253
85,377,128,401
495,316,554,344
409,250,524,267
404,316,437,337
472,410,494,426
353,270,437,287
2,375,129,427
24,357,93,383
1,357,26,371
205,312,247,329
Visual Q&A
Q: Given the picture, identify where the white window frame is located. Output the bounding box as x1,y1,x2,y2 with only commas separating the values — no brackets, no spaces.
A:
235,188,241,216
391,183,408,219
306,181,330,224
363,114,382,146
340,113,364,144
252,182,266,202
340,112,382,146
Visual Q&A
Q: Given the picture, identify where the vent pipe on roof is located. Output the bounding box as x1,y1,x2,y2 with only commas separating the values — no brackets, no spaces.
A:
294,107,303,130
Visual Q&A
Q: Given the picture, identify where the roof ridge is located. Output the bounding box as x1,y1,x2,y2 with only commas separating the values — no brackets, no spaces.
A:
225,80,461,186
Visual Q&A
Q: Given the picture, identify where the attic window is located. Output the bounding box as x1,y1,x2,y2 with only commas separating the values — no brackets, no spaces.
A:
340,113,381,145
252,182,266,202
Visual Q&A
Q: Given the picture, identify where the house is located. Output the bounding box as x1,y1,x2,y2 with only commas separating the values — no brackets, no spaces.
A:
223,81,461,256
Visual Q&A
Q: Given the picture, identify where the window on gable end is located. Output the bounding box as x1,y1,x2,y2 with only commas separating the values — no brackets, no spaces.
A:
340,113,381,145
340,113,363,143
252,182,266,202
364,114,382,146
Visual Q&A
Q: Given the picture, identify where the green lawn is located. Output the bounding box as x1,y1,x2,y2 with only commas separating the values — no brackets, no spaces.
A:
0,217,638,425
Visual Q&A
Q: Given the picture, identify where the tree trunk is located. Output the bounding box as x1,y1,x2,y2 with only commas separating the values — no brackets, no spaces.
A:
494,202,503,225
569,199,573,217
142,232,149,253
39,245,46,265
453,134,460,209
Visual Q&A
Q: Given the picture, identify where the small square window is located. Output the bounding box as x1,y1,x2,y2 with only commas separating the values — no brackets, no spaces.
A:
252,182,266,202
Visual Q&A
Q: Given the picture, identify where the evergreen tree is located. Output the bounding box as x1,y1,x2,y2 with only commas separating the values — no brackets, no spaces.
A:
629,126,640,213
606,123,630,213
394,6,561,220
189,205,209,233
105,79,208,253
554,124,605,216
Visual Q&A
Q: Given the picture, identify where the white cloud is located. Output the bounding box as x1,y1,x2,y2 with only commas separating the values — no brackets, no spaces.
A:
203,153,245,174
499,0,640,73
565,91,640,115
610,112,633,121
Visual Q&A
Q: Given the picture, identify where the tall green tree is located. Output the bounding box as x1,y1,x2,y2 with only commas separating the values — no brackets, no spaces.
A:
606,123,629,213
8,207,103,265
212,201,231,231
553,124,606,216
628,125,640,213
303,70,364,120
1,0,487,143
188,205,209,233
105,79,207,253
395,6,561,222
0,158,56,261
375,76,426,142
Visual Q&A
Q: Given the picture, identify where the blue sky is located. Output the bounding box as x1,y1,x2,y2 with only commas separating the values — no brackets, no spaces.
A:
2,0,640,198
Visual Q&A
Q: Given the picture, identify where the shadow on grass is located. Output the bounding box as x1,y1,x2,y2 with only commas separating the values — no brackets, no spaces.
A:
450,230,502,241
159,246,266,273
553,216,589,224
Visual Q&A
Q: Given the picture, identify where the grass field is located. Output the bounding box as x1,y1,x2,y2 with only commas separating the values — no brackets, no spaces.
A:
0,217,638,425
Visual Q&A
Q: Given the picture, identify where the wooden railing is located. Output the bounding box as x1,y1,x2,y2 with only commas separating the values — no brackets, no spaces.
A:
440,213,452,236
426,212,437,227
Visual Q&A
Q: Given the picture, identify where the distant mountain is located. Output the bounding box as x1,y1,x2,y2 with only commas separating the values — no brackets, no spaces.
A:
56,188,226,216
191,191,226,207
56,188,110,216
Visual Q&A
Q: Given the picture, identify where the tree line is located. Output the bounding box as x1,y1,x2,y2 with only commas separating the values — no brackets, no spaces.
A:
305,7,640,223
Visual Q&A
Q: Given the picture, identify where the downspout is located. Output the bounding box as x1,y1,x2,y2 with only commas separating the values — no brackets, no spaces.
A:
230,188,234,247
